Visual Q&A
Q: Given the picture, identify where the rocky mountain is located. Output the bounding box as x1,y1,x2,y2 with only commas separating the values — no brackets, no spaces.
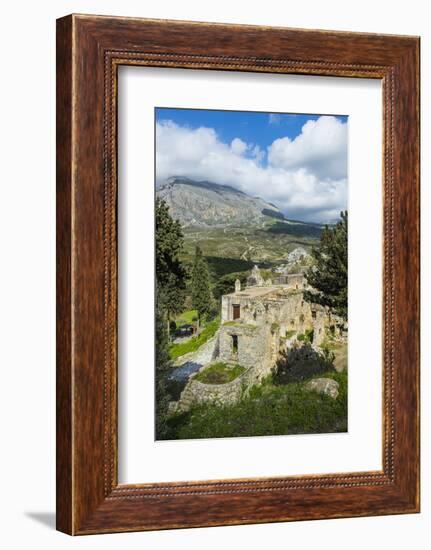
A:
156,177,285,228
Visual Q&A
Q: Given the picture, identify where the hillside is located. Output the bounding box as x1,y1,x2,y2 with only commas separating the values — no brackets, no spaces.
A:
156,177,322,269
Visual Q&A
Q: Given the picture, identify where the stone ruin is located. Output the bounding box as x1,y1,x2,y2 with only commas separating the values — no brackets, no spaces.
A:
173,264,346,413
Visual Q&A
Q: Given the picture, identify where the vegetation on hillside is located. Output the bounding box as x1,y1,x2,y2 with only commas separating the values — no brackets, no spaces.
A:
181,225,318,267
205,256,254,279
169,317,220,360
174,309,198,327
266,220,323,238
165,370,347,440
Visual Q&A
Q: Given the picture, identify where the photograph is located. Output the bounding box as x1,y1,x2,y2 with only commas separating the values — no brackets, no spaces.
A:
0,0,424,545
154,107,349,440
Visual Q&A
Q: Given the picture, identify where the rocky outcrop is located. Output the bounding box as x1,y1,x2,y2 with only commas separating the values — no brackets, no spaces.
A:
274,247,313,274
305,378,339,399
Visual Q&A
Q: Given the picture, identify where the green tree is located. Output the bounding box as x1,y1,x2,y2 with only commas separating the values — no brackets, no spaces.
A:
155,198,187,337
155,287,171,440
191,246,213,326
304,211,348,319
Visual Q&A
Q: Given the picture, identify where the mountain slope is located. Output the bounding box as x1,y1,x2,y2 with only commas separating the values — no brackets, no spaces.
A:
156,177,283,228
156,177,323,265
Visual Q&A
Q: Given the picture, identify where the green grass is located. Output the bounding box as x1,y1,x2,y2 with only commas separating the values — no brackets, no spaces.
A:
285,330,297,339
175,309,198,327
194,363,246,385
169,317,220,360
165,371,347,440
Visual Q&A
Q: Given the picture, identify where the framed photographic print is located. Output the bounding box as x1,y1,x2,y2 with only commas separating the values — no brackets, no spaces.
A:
56,14,420,535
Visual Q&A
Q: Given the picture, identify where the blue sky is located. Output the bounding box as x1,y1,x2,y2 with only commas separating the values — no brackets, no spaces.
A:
156,108,347,165
155,108,348,223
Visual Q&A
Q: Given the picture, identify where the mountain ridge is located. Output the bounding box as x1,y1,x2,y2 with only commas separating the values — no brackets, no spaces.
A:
156,176,285,228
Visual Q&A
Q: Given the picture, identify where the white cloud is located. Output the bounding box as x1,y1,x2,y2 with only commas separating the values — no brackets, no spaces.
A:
268,116,347,180
230,137,247,155
156,116,348,223
251,144,265,163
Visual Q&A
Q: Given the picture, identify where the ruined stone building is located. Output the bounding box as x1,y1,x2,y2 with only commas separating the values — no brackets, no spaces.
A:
219,265,334,381
173,264,345,413
273,272,306,287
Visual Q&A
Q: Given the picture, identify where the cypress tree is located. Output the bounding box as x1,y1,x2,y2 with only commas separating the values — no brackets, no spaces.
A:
155,198,188,338
191,246,213,326
304,211,348,319
155,287,171,439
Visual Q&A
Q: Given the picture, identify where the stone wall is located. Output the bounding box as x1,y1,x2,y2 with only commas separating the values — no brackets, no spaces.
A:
265,292,314,336
218,323,274,376
274,273,306,288
175,365,261,413
221,287,313,330
312,307,327,346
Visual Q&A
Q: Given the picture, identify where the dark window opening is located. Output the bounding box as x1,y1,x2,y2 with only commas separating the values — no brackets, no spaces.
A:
232,335,238,354
312,311,317,319
233,304,241,320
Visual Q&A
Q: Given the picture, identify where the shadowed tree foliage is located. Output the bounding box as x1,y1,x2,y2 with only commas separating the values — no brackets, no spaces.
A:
274,343,335,385
213,270,248,300
155,287,172,440
155,198,188,337
304,211,348,319
191,245,213,326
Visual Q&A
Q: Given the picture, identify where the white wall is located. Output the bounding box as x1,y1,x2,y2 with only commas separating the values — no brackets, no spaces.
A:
0,0,428,548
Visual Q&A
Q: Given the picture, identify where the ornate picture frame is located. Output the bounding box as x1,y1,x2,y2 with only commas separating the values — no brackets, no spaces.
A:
56,14,420,534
